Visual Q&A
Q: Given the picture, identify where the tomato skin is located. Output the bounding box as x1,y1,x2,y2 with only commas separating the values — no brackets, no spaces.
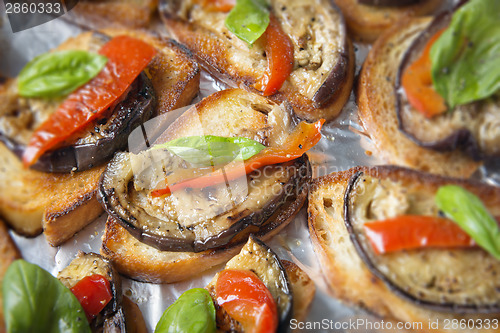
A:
70,274,113,322
150,119,324,197
363,215,476,254
23,35,156,167
401,29,447,118
216,269,278,333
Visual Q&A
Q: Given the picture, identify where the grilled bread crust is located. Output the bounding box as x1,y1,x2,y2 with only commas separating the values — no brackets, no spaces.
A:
334,0,444,43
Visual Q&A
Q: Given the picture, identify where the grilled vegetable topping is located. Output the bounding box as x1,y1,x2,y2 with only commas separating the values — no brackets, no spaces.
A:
401,28,447,118
155,288,216,333
363,215,475,254
253,14,294,96
152,135,265,167
216,269,278,333
430,0,500,109
70,274,113,322
225,0,270,45
209,0,294,95
436,185,500,260
2,260,90,333
22,35,156,167
18,50,107,98
151,119,323,197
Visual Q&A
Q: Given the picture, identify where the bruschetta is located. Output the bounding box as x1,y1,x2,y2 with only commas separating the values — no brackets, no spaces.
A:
160,0,354,122
0,29,199,245
309,165,500,332
99,88,320,282
357,0,499,177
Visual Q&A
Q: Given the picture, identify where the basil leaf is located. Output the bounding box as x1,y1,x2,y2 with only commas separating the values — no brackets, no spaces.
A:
155,288,216,333
18,50,107,98
430,0,500,109
153,135,265,166
225,0,270,45
435,185,500,260
2,260,90,333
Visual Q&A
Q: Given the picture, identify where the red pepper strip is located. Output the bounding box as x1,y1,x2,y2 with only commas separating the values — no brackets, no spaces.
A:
253,14,294,96
401,28,447,118
70,274,113,322
150,119,324,197
216,269,278,333
22,36,156,167
363,215,476,255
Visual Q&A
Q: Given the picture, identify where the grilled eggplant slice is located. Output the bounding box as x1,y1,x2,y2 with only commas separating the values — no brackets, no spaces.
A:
98,89,312,253
0,32,156,173
206,235,293,332
160,0,354,122
395,7,500,161
57,252,129,332
344,170,500,313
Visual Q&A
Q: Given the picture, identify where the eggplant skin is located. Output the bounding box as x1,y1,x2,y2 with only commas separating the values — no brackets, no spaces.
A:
343,170,500,314
395,5,500,161
99,153,311,253
0,72,156,173
358,0,420,6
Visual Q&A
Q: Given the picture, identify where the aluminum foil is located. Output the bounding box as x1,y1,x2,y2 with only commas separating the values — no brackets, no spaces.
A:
1,1,497,332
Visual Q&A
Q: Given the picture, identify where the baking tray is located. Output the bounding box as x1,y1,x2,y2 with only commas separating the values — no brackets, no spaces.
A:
1,1,497,331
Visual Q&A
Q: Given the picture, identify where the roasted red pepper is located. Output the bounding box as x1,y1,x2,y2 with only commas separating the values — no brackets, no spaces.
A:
363,215,476,254
216,269,278,333
253,14,294,96
70,274,113,322
22,35,156,167
150,119,324,197
401,29,447,118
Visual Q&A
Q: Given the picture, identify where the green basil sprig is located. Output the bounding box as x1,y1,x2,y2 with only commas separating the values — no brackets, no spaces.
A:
152,135,265,166
2,260,91,333
435,185,500,260
225,0,270,45
155,288,216,333
430,0,500,109
18,50,107,98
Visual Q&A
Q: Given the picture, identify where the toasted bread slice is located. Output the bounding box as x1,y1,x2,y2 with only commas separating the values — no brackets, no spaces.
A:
0,29,199,245
309,166,500,332
63,0,158,29
0,220,21,333
358,18,480,178
333,0,444,43
160,0,355,122
279,260,316,323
